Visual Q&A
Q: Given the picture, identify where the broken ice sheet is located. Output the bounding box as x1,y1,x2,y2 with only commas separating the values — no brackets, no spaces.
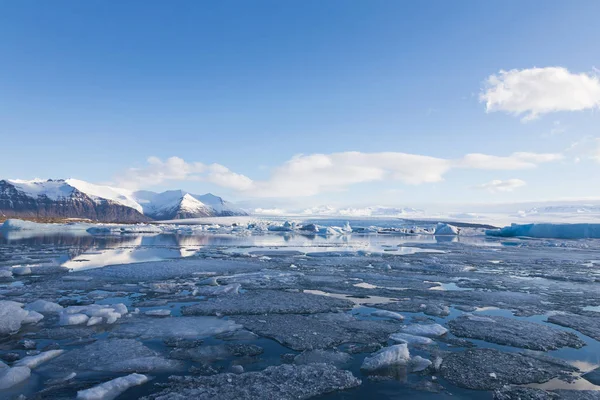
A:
440,348,578,390
40,339,184,375
448,314,585,351
112,316,241,339
181,290,353,316
233,313,399,351
140,363,361,400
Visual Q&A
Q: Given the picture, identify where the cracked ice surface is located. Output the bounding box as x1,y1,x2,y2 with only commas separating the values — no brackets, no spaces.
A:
440,348,579,390
182,290,354,316
449,314,585,351
140,363,361,400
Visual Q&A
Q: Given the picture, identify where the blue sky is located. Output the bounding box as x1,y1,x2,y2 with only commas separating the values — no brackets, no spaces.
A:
1,1,599,208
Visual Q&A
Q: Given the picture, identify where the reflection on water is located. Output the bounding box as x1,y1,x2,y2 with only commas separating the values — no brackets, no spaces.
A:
1,232,453,271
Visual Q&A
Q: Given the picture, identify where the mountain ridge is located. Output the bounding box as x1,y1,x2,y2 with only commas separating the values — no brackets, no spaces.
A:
0,179,247,222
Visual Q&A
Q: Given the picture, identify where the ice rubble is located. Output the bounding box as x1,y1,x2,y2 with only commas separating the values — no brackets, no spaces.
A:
58,303,128,326
140,363,361,400
0,300,45,335
449,314,585,351
486,223,600,239
77,373,149,400
360,344,410,371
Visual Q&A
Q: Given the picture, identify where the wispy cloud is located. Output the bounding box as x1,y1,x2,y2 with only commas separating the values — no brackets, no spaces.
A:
480,67,600,121
117,150,562,198
473,179,527,193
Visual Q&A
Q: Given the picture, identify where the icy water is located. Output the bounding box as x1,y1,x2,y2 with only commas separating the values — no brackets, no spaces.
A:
1,225,600,399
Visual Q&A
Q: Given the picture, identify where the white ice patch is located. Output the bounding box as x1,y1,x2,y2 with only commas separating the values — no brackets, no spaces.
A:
0,300,43,335
401,323,448,337
59,313,90,326
434,223,460,236
144,309,171,317
76,373,149,400
16,350,64,369
389,332,434,345
59,304,128,326
25,300,64,313
371,310,404,321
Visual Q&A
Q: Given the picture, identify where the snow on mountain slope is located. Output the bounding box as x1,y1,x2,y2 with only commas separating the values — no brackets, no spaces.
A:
194,193,246,216
6,179,75,200
133,190,214,219
65,179,143,213
2,178,246,221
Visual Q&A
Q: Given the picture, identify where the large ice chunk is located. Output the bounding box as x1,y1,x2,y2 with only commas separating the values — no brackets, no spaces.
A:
389,332,434,346
0,300,40,335
77,373,149,400
361,344,410,371
434,223,460,236
486,223,600,239
401,323,448,337
25,300,64,313
0,366,31,390
15,350,64,369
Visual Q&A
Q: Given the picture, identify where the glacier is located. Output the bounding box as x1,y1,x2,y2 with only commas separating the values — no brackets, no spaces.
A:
486,222,600,239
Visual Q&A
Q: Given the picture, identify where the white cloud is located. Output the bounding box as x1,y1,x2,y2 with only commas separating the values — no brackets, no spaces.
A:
205,164,253,191
117,156,206,189
458,152,563,170
116,156,253,191
118,150,561,197
480,67,600,121
474,179,527,193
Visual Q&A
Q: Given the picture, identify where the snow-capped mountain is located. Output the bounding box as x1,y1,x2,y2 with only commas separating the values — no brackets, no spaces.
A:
0,179,247,222
0,179,150,222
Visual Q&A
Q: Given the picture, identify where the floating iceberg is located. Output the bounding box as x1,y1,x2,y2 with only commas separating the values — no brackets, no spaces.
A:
361,344,410,371
486,223,600,239
434,223,460,236
0,300,44,336
77,373,149,400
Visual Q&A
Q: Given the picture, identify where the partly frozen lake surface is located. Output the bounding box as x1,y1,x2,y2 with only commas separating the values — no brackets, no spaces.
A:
1,219,600,399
